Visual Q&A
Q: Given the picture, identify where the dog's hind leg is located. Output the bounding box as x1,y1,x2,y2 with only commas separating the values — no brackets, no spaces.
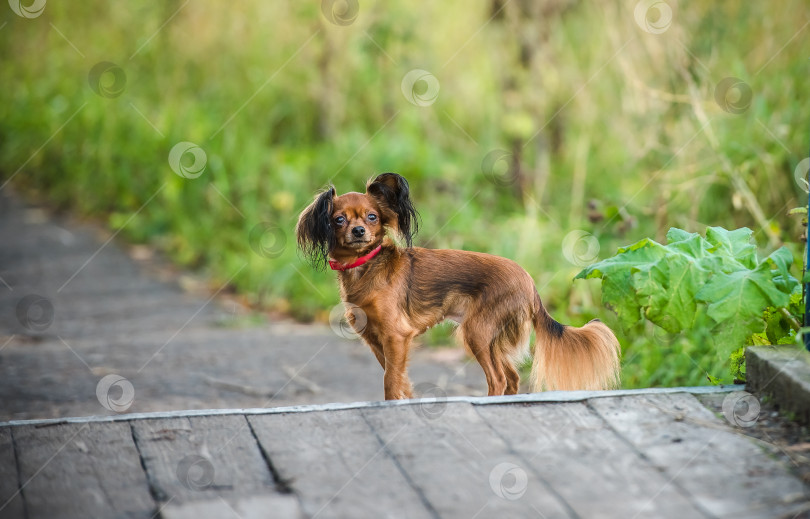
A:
462,320,507,396
501,319,531,395
501,358,520,395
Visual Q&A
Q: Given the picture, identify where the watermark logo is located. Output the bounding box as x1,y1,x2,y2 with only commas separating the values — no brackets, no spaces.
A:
96,374,135,412
321,0,358,26
88,62,127,98
562,230,600,267
411,383,448,420
482,149,518,187
651,319,679,346
401,69,440,107
169,142,207,179
722,391,760,428
16,294,54,331
794,158,810,193
248,223,287,259
714,77,752,114
634,0,672,34
489,462,528,500
176,454,215,491
329,302,367,339
8,0,45,18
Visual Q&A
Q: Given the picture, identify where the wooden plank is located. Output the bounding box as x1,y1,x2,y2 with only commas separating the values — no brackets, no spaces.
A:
160,494,302,519
248,409,432,519
0,428,24,519
590,393,809,518
13,422,155,519
361,401,574,518
131,415,280,506
476,401,707,518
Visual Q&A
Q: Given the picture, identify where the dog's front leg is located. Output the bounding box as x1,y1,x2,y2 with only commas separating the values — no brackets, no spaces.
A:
382,334,414,400
348,307,385,369
362,335,386,370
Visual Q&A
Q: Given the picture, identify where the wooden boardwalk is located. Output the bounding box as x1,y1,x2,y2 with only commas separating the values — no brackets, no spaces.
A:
1,387,807,519
0,189,486,422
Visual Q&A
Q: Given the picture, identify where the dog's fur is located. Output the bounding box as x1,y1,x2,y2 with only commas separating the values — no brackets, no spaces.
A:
296,173,620,400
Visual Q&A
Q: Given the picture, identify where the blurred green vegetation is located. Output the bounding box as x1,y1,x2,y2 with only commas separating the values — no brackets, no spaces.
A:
1,1,808,388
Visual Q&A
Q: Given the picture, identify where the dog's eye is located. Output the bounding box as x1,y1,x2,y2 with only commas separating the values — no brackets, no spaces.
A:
367,214,377,221
335,216,345,225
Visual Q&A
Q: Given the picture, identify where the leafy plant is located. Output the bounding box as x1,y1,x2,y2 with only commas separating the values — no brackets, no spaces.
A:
576,227,802,383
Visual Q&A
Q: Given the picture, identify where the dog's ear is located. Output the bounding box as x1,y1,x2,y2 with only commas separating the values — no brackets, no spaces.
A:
367,173,419,247
296,186,336,269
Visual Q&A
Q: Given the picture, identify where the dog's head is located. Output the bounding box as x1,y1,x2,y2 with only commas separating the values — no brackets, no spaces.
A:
296,173,419,268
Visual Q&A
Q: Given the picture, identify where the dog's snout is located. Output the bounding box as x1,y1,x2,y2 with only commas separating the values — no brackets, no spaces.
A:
352,226,366,238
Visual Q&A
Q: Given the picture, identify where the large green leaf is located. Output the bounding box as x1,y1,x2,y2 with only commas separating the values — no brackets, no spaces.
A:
577,226,802,383
705,226,757,269
764,246,799,295
664,229,708,258
575,238,668,280
696,266,790,324
665,227,695,243
634,253,710,333
601,272,644,330
708,314,765,364
575,238,668,331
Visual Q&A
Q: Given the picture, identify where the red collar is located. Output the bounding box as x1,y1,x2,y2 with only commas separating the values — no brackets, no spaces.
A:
329,245,383,271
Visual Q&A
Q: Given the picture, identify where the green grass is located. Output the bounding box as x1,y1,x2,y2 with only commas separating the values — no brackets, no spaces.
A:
1,1,808,388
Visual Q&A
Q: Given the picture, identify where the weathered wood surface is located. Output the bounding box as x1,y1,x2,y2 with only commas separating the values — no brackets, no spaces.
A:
11,422,154,519
160,494,303,519
249,409,432,519
0,428,24,519
0,390,807,519
477,401,706,518
361,402,574,518
131,415,289,507
590,393,809,518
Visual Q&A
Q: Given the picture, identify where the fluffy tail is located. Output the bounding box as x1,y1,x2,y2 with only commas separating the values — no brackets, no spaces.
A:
530,296,621,391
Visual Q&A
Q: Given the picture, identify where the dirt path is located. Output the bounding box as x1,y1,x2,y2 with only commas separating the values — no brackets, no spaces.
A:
0,191,485,421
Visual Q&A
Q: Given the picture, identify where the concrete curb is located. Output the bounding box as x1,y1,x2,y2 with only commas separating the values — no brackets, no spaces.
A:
746,345,810,423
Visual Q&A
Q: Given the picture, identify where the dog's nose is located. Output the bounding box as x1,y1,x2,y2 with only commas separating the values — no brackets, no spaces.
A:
352,226,366,238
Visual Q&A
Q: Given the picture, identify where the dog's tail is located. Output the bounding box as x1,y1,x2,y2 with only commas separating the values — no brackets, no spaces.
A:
530,293,620,391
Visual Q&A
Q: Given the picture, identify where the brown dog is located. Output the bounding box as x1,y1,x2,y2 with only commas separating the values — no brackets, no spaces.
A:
296,173,620,400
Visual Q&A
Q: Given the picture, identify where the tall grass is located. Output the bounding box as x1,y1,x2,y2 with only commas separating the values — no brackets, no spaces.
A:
1,0,808,387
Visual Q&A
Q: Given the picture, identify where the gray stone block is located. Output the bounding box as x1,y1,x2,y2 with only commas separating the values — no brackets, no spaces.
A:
746,345,810,423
